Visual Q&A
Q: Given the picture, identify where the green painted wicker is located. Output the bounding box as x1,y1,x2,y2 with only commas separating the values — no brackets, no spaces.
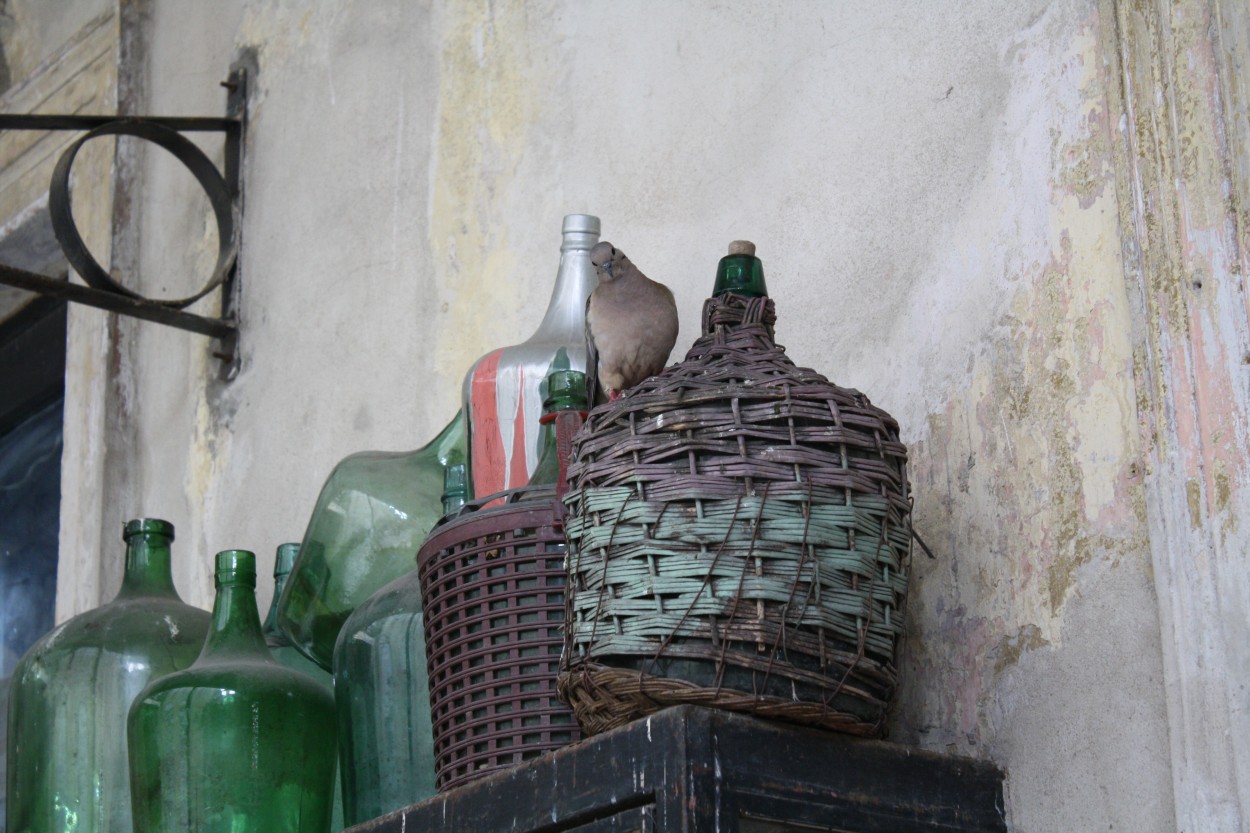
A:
559,292,911,737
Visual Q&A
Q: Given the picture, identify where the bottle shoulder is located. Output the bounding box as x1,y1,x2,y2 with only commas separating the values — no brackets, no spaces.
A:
14,597,209,665
135,654,335,707
337,569,423,641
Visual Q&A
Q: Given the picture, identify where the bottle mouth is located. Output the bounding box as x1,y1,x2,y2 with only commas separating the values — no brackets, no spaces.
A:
561,214,600,236
215,549,257,585
123,518,175,542
274,543,300,578
560,213,601,251
543,370,588,411
713,239,768,298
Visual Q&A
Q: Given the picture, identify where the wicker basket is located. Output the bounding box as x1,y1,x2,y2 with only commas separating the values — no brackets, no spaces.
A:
559,289,911,738
418,486,579,790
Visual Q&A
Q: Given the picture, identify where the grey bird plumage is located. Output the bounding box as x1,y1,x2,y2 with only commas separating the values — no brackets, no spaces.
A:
585,241,679,403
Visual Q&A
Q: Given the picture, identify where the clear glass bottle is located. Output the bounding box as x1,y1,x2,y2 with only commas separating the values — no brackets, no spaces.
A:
463,213,599,497
128,550,337,833
263,543,343,832
331,465,470,825
277,410,467,671
6,518,210,833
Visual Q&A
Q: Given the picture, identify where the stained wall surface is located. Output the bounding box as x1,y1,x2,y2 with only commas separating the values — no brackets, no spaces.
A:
10,1,1248,831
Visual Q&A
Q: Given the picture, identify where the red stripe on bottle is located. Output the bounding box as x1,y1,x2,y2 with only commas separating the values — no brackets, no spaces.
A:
469,349,505,497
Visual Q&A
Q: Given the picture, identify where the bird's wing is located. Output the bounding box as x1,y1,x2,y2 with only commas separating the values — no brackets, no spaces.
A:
584,294,603,407
646,281,680,377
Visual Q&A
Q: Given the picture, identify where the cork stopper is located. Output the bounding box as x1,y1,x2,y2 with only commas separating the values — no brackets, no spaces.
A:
728,240,756,256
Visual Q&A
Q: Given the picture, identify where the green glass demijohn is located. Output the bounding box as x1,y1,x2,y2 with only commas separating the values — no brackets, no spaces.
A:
6,518,210,833
332,462,468,826
128,550,337,833
262,543,344,832
277,410,467,671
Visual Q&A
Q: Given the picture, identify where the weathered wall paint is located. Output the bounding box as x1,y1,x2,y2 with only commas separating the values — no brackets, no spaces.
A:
887,7,1173,830
1105,0,1250,827
6,0,1244,830
428,0,542,389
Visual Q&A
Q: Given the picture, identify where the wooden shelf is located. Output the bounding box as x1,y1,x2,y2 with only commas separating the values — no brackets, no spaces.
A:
349,706,1007,833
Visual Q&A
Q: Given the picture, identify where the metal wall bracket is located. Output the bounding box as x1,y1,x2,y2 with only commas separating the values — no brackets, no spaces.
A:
0,55,251,380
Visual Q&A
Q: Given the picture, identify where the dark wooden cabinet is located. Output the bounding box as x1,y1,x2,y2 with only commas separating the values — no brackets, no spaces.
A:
349,706,1007,833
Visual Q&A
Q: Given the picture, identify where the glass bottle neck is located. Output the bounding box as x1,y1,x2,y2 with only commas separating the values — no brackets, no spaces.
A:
262,572,286,635
529,230,599,344
200,579,272,660
116,534,179,600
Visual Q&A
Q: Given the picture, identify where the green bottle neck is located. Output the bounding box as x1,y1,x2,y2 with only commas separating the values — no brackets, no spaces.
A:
442,462,468,515
201,576,272,660
116,533,179,600
262,544,298,635
530,371,586,487
262,572,285,635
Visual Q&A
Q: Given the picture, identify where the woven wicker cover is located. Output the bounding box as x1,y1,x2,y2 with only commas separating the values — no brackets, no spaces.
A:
559,292,911,737
419,486,579,790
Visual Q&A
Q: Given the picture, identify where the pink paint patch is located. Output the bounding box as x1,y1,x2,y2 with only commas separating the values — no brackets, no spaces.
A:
506,367,529,490
470,349,505,497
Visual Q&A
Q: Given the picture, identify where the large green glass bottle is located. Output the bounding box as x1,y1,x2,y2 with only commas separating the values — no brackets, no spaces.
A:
128,550,337,833
6,518,210,833
277,411,467,671
332,462,468,825
335,370,583,823
263,543,344,832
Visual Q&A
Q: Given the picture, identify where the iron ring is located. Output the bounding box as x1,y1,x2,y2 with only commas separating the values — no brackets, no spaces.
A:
48,119,238,309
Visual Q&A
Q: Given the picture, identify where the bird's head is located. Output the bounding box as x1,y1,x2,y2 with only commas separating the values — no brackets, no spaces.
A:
590,241,629,282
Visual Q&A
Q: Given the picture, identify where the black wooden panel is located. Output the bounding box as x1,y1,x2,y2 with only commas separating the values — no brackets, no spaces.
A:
567,806,655,833
348,707,1006,833
708,710,1006,832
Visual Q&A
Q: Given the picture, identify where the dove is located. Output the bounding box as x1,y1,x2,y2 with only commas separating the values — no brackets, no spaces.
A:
585,241,679,403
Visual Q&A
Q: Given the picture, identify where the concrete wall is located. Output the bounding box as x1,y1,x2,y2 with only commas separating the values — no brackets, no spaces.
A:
9,0,1247,830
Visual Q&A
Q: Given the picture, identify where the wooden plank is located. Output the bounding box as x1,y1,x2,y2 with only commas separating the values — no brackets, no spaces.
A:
709,710,1006,833
347,707,1006,833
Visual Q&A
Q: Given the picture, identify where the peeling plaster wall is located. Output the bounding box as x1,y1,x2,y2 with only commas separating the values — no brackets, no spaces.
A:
41,0,1250,829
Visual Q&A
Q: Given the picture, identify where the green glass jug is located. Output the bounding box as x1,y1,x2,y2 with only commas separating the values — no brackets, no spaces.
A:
334,370,581,822
263,543,344,831
332,464,471,825
6,518,210,833
332,461,467,824
277,410,467,670
128,550,337,833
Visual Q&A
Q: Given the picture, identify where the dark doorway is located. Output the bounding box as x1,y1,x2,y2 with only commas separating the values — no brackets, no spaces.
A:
0,295,66,830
